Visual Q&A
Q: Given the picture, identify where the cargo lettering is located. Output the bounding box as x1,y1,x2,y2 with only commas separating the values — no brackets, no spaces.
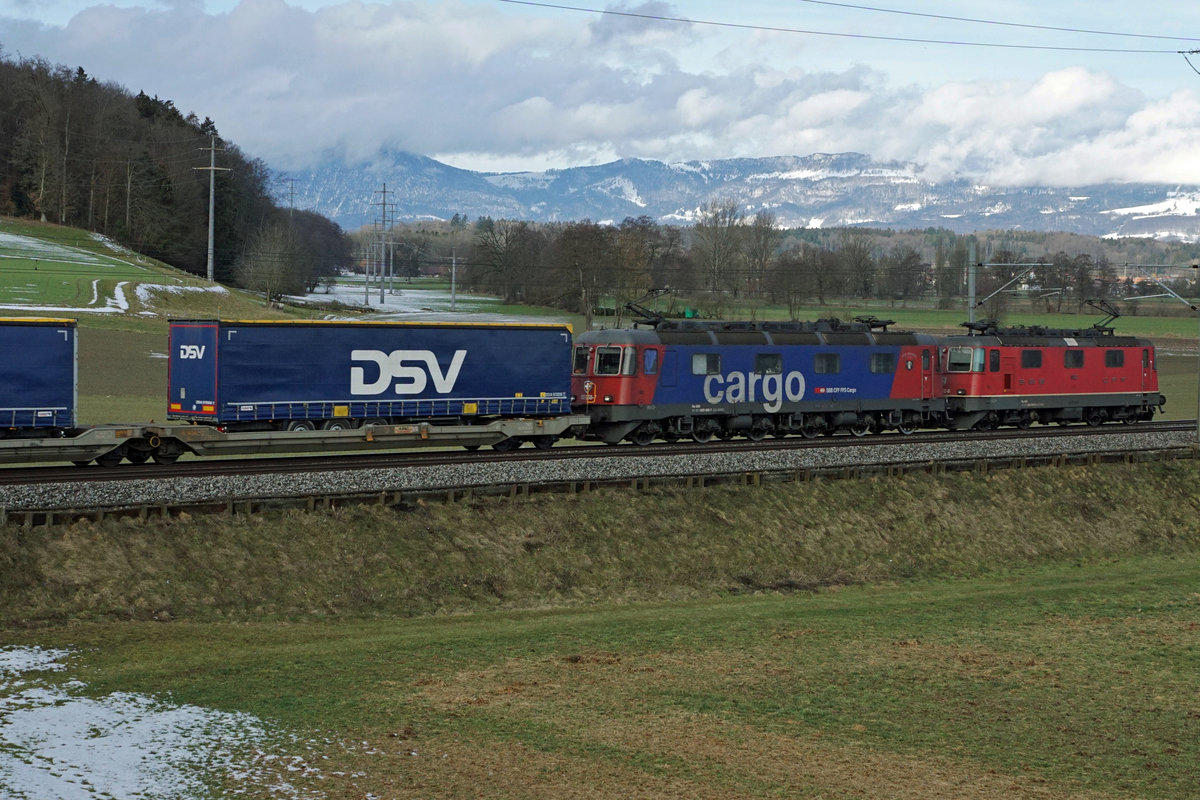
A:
178,345,206,359
703,371,805,412
351,349,467,395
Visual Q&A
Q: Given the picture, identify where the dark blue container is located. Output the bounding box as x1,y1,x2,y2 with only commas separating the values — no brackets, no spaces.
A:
168,319,572,427
0,317,77,430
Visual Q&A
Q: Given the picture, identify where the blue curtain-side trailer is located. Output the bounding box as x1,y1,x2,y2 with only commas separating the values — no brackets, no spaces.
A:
167,319,574,428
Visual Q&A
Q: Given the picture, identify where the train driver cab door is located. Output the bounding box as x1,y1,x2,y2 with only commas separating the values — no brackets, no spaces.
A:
920,347,935,400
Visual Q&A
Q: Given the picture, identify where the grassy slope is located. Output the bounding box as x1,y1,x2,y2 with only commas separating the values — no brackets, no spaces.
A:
2,463,1199,799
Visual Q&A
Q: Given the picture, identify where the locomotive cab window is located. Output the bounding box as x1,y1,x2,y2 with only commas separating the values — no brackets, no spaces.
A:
814,353,840,374
595,346,623,375
989,349,1000,372
573,346,591,375
870,353,895,374
1105,350,1124,368
1021,350,1042,369
621,347,638,376
692,353,721,375
1064,349,1084,369
755,353,782,374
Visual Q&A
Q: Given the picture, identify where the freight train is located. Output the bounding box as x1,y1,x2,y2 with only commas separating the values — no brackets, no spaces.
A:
0,311,1166,466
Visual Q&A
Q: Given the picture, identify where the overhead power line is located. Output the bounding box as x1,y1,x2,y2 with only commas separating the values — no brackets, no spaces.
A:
795,0,1200,44
495,0,1191,54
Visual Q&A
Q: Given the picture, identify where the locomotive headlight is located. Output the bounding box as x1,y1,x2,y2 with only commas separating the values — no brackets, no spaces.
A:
604,395,614,403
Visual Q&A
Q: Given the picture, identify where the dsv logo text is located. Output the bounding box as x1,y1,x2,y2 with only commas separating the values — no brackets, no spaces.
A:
350,349,467,395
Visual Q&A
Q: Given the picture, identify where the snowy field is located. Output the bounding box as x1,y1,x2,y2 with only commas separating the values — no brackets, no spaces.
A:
301,280,571,324
0,646,337,799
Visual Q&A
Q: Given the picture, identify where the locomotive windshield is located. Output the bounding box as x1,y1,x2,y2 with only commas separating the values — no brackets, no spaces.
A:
945,346,985,373
595,346,623,375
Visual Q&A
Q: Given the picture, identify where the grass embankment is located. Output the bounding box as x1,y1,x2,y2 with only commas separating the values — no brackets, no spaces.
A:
2,461,1199,799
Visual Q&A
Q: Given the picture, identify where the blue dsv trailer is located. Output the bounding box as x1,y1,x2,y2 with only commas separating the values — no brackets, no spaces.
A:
167,319,573,429
0,318,77,432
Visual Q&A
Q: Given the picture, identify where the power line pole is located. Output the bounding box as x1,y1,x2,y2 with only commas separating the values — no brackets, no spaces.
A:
373,183,394,305
194,136,230,282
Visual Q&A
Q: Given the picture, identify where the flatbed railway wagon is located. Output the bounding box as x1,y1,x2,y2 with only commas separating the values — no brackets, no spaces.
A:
0,317,77,436
167,319,575,433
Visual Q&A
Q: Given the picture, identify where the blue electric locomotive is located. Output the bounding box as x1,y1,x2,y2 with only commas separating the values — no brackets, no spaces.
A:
571,317,942,444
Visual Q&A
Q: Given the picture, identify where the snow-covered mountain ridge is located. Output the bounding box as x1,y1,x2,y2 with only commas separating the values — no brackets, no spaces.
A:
286,150,1200,241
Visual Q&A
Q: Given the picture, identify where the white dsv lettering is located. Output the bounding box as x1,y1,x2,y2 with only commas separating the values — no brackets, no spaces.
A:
351,349,467,395
179,344,206,359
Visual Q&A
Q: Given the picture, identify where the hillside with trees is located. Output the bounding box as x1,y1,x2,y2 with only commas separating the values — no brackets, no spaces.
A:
0,50,350,295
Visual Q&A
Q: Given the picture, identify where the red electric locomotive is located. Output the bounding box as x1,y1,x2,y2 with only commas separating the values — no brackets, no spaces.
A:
939,316,1163,430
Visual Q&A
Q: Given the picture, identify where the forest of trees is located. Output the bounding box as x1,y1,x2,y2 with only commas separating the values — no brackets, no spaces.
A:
360,206,1200,325
0,50,351,296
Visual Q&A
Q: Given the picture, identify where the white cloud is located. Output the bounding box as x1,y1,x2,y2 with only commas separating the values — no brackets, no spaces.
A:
3,0,1200,185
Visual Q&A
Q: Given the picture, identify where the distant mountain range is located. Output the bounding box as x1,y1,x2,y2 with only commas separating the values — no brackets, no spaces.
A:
285,150,1200,241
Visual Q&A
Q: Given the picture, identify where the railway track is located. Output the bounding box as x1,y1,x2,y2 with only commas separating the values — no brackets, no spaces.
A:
2,420,1197,526
1,419,1195,486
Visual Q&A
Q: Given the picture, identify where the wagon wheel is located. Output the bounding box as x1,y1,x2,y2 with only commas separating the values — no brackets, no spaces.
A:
125,449,151,464
152,452,180,465
322,418,357,431
492,437,522,452
287,420,317,432
95,449,124,468
531,435,557,450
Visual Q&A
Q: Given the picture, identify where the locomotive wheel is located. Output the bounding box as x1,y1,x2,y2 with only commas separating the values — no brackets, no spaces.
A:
1016,413,1033,430
631,427,655,446
1086,410,1106,426
746,425,769,442
800,424,821,439
691,428,714,444
849,420,871,437
896,420,917,435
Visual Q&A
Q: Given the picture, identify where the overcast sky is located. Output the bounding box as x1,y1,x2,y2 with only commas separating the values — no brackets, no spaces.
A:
3,0,1200,185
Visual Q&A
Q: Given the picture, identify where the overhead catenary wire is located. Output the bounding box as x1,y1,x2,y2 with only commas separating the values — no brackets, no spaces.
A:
495,0,1194,54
